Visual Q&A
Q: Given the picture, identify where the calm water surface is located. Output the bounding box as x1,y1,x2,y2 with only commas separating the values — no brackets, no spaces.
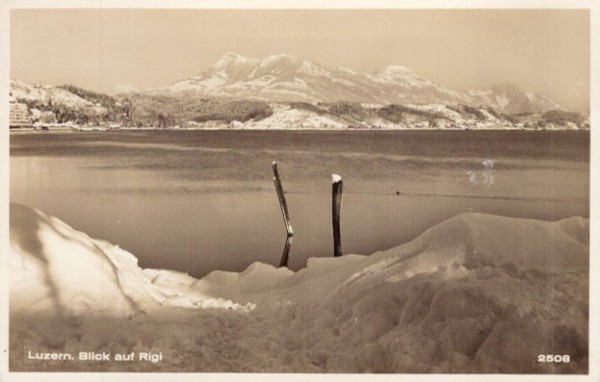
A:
10,130,589,277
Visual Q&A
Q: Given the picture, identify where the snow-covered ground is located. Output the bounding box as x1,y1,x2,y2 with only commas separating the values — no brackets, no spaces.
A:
10,80,93,108
244,104,346,130
9,203,588,373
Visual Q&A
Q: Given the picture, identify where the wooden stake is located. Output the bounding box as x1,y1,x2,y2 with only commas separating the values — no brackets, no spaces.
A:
279,236,293,268
272,162,293,267
272,162,293,237
332,174,343,257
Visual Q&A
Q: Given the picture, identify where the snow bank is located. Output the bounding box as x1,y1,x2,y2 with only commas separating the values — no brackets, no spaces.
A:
361,212,588,282
9,203,589,373
9,203,252,316
10,204,153,316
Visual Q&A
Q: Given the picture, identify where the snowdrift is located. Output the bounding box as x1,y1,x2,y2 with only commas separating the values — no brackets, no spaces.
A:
9,203,589,373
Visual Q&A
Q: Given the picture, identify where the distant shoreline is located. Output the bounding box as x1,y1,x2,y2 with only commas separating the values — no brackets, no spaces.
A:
8,126,589,133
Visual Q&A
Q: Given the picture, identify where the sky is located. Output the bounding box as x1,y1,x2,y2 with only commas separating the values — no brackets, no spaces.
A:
10,9,590,112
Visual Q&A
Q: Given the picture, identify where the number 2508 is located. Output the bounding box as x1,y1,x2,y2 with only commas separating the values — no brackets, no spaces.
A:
538,354,570,363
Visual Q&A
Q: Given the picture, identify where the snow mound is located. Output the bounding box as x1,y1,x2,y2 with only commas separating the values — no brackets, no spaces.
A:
9,204,162,316
8,203,259,316
265,214,589,373
9,204,589,373
288,254,366,284
204,262,293,290
371,212,588,279
275,213,588,300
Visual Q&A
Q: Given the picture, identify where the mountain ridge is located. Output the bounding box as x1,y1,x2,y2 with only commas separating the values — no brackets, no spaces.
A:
143,52,561,115
10,77,587,130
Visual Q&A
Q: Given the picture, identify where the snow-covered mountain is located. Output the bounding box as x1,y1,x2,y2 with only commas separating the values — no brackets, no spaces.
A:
115,84,140,94
149,52,472,105
469,83,562,115
10,77,585,130
149,52,560,114
10,80,94,108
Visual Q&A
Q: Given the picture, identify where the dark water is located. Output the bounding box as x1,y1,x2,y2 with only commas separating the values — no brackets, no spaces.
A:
10,130,589,277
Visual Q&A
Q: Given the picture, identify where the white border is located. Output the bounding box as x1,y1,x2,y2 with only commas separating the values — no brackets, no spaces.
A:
0,0,598,9
0,0,10,381
0,1,598,382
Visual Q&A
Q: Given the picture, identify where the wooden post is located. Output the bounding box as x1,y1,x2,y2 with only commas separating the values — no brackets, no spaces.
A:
279,236,293,268
332,174,343,257
272,162,293,267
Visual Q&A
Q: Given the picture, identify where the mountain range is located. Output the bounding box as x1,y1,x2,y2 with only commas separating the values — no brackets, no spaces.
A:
140,52,562,115
10,52,587,130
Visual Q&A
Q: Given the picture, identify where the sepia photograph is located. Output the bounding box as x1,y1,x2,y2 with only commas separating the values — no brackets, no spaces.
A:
0,1,598,380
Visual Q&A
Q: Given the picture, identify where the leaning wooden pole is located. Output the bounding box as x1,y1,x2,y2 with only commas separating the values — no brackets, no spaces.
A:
332,174,343,257
272,162,293,267
280,235,293,269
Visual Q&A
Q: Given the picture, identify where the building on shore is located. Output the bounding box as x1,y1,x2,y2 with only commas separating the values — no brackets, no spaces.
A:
9,97,31,128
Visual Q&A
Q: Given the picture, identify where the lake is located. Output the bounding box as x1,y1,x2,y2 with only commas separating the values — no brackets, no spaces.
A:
10,130,589,278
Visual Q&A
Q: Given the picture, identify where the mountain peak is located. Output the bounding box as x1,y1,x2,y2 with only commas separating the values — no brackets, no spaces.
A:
115,84,140,94
368,64,429,87
211,52,258,71
491,82,523,94
469,83,562,114
223,51,244,58
379,65,415,74
259,53,304,68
